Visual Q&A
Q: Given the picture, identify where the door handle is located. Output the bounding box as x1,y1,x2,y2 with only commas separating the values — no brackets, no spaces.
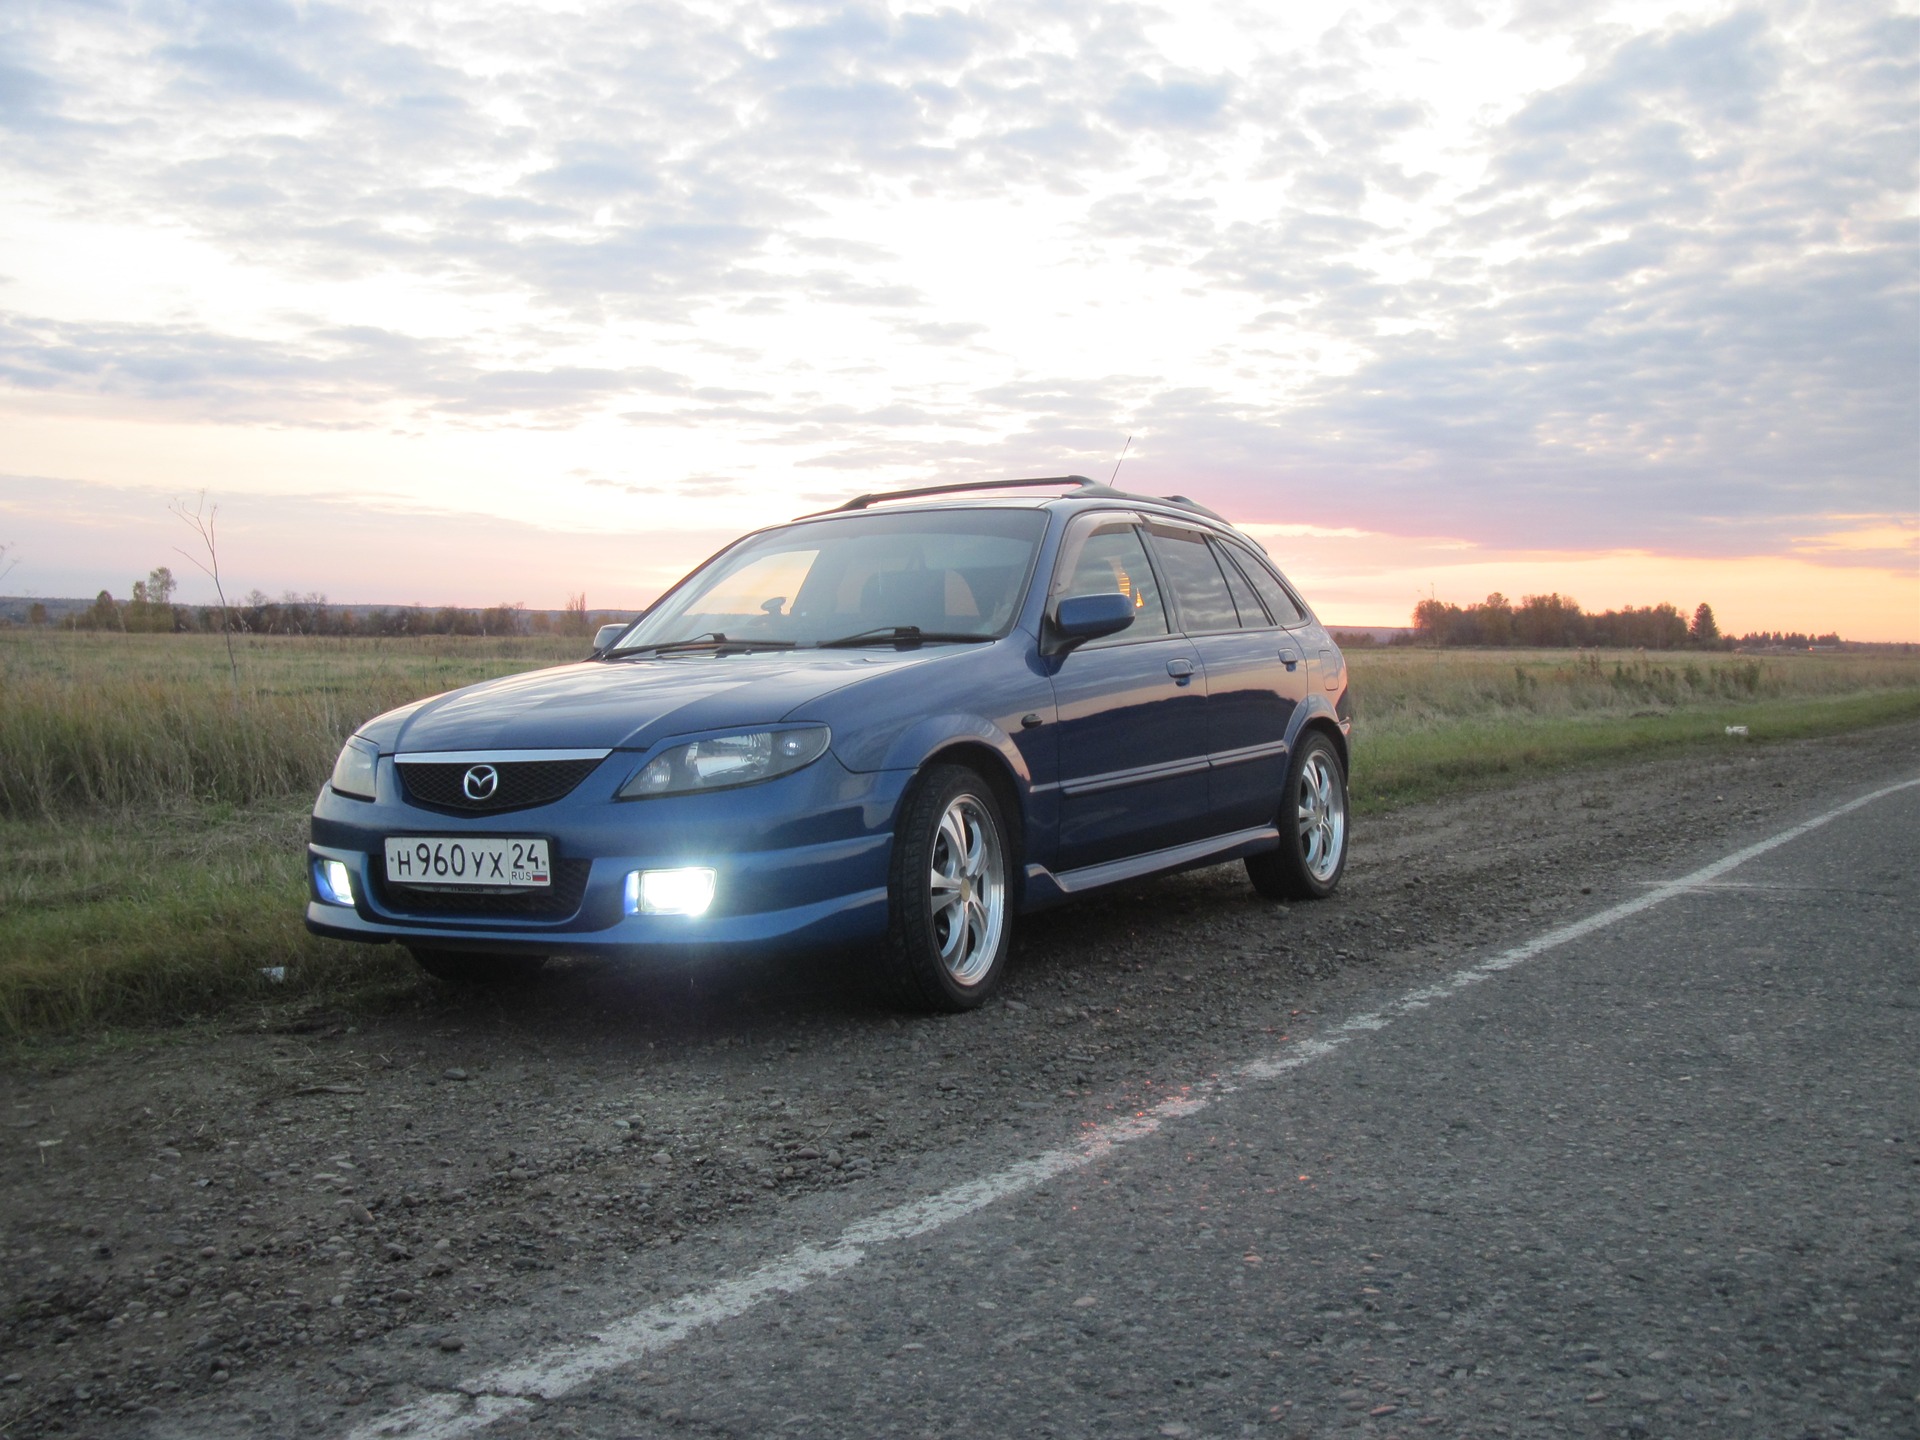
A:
1278,650,1299,671
1166,658,1194,684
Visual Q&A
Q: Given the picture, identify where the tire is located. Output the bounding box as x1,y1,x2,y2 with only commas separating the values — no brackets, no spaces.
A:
408,948,548,987
1246,730,1349,901
879,764,1014,1012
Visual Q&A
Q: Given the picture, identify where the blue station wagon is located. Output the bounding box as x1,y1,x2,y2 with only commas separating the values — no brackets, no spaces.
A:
307,477,1352,1010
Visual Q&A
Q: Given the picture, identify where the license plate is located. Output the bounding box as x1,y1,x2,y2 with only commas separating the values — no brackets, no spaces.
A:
384,837,551,889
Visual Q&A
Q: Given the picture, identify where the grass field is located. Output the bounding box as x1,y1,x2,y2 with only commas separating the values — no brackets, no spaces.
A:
4,630,1917,1039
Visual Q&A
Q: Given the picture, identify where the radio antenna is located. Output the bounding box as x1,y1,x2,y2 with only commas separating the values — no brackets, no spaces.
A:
1109,435,1132,485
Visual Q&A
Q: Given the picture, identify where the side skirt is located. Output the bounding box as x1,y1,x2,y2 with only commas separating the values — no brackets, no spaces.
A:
1020,825,1280,911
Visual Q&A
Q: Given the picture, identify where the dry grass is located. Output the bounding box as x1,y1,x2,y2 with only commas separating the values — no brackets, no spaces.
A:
0,631,582,815
1341,648,1920,807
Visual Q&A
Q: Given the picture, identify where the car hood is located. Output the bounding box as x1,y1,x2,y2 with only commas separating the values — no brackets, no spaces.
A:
364,651,950,755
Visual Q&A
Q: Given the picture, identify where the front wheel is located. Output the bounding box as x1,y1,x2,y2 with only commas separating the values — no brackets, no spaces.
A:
879,764,1014,1012
408,948,549,987
1246,731,1349,901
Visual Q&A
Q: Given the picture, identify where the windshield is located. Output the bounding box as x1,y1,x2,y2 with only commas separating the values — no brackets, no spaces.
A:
609,508,1048,652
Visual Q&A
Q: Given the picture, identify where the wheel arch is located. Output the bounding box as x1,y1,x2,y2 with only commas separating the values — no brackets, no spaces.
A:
918,739,1028,906
1297,713,1349,777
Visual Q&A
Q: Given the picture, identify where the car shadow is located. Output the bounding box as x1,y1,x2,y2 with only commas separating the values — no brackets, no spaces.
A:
398,860,1283,1048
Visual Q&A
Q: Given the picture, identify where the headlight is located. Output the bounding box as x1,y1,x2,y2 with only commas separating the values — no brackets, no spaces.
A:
618,726,830,799
329,735,379,800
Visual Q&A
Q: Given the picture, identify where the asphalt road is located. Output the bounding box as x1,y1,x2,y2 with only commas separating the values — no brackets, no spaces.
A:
298,775,1918,1440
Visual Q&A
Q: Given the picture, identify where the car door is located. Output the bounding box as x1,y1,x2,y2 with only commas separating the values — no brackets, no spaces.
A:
1045,513,1213,872
1144,523,1308,835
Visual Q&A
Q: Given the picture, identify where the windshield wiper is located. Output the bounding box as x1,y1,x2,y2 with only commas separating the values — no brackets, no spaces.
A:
816,626,994,649
608,632,796,658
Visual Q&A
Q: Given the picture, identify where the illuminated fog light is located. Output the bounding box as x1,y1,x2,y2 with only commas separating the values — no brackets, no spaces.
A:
625,867,717,917
316,859,357,907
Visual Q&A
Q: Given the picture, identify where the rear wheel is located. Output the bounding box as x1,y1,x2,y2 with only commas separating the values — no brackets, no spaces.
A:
408,948,548,987
879,764,1013,1012
1246,731,1349,901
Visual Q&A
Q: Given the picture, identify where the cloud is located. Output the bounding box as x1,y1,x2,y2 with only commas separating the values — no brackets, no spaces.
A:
0,312,696,423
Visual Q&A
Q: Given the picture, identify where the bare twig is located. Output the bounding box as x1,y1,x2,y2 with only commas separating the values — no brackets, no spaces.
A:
0,541,18,588
170,492,240,687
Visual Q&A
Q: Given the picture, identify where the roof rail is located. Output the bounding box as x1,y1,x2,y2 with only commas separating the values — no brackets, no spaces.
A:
831,475,1098,511
827,475,1231,525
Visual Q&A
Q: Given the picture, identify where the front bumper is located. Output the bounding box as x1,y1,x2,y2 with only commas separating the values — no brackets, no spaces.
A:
305,751,909,959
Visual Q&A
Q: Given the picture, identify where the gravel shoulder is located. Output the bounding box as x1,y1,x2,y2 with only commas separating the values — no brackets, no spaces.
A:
3,720,1916,1438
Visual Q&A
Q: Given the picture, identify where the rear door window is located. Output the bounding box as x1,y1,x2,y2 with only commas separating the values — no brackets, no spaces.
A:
1210,540,1271,628
1222,543,1307,627
1148,526,1240,634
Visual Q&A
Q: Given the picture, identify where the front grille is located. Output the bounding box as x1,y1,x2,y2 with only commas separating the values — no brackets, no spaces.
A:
398,758,603,814
375,858,593,919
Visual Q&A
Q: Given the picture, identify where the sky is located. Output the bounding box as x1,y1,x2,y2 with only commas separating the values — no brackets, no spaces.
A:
0,0,1915,638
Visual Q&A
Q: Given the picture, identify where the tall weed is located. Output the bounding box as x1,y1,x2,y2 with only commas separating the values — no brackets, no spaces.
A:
0,632,582,816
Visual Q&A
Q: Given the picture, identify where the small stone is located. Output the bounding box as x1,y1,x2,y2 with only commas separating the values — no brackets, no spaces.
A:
442,1068,469,1082
794,1147,820,1160
383,1243,412,1262
649,1150,672,1165
438,1336,465,1353
1072,1295,1097,1308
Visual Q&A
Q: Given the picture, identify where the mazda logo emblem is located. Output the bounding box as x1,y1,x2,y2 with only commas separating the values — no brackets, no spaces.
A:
462,764,500,801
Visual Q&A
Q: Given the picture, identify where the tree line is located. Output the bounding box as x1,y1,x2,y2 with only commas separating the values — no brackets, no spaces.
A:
1411,592,1734,649
1408,593,1854,650
45,569,617,638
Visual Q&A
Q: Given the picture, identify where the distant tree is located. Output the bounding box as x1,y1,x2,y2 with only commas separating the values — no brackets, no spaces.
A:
27,601,47,626
557,592,591,638
1477,593,1515,646
479,602,526,637
1514,593,1587,647
1690,602,1720,646
77,589,123,630
1412,597,1458,646
125,565,183,632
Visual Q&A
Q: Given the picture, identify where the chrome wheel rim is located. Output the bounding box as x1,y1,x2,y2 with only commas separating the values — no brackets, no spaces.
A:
1297,750,1346,884
927,794,1005,987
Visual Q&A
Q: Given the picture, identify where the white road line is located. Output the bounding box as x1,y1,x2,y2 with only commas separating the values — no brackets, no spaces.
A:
347,775,1920,1440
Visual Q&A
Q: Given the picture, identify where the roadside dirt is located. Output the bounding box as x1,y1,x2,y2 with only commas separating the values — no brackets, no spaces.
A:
3,721,1915,1438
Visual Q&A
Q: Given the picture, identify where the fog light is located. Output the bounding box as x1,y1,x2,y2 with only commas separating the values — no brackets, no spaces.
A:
625,867,716,917
316,859,357,907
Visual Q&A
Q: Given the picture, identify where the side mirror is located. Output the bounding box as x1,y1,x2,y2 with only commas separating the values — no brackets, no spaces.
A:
592,621,629,654
1045,592,1135,655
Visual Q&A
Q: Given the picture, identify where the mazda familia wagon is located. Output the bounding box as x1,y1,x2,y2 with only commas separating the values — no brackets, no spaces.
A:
307,476,1353,1010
